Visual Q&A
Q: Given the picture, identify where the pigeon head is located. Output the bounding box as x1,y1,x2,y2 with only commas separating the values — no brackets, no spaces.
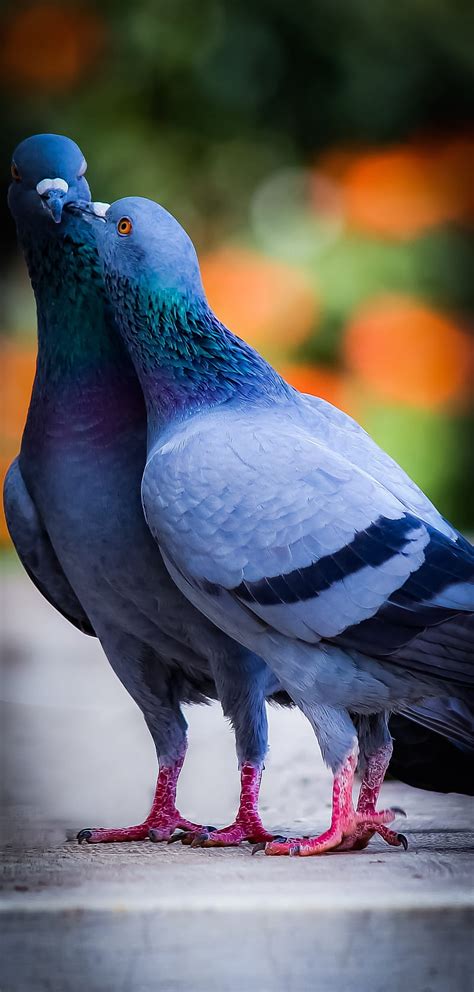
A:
96,196,206,302
8,133,91,228
93,195,285,419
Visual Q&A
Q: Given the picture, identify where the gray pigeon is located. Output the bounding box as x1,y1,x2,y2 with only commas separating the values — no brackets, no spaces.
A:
5,134,285,847
96,195,474,856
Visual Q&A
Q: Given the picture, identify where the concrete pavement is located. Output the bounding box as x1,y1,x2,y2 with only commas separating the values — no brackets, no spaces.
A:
1,570,473,991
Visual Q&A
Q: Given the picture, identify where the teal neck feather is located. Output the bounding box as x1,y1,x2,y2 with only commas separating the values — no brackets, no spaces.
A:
21,224,126,390
107,275,289,426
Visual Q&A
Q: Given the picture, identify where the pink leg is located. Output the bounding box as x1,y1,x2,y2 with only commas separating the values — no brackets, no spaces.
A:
77,749,210,844
337,743,407,851
175,762,274,848
261,745,406,857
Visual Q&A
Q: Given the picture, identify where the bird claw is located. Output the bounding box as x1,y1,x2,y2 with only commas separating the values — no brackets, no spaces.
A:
397,832,409,850
166,830,188,844
390,806,407,818
165,826,217,846
77,829,92,844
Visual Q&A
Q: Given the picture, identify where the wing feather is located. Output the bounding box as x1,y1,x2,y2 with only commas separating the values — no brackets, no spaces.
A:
145,402,473,693
4,458,95,636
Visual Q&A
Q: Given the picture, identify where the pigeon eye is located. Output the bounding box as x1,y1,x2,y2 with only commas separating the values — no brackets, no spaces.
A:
117,217,133,237
11,162,21,182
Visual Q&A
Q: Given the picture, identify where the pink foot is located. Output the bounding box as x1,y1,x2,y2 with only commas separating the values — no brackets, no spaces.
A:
263,809,404,857
258,747,408,857
180,819,273,847
337,743,408,852
336,816,407,852
78,823,154,844
149,814,215,843
77,751,210,845
176,762,274,848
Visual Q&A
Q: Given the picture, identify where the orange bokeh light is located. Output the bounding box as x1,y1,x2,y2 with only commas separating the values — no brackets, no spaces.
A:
2,341,36,443
344,296,474,409
0,453,13,543
201,248,318,354
315,137,474,238
1,341,36,543
1,3,104,90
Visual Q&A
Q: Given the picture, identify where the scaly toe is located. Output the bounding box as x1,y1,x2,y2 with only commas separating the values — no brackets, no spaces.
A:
180,826,216,846
261,836,305,856
159,824,217,845
340,821,409,852
252,834,289,856
355,808,397,829
375,825,409,849
182,820,274,848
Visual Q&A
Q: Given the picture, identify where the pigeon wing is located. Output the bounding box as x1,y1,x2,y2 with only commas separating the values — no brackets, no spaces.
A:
4,458,95,636
146,405,473,687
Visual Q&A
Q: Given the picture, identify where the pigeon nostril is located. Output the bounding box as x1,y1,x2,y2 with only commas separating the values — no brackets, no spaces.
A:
40,188,67,224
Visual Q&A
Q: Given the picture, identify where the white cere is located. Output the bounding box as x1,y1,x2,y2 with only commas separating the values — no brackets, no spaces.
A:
91,201,111,218
36,177,69,196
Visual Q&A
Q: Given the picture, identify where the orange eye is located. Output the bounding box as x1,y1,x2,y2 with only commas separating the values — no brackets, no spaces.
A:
11,162,21,182
117,217,133,236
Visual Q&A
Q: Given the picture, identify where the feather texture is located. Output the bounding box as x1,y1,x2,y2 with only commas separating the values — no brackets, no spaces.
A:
98,195,474,773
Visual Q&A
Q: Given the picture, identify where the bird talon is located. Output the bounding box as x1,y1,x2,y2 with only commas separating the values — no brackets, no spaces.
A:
165,830,186,844
77,829,92,844
390,807,407,818
166,824,218,845
251,841,267,855
397,833,409,850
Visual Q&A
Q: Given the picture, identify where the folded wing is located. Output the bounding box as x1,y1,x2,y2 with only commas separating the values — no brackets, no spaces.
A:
149,404,474,692
4,458,95,636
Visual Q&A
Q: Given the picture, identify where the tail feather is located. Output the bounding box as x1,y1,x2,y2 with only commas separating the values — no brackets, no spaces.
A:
389,701,474,796
400,696,474,751
391,613,474,688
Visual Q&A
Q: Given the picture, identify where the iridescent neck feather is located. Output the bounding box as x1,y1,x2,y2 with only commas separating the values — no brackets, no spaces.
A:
105,273,289,424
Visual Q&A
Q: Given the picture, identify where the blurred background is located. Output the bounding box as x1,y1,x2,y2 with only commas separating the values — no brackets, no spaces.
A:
0,0,473,842
1,0,473,542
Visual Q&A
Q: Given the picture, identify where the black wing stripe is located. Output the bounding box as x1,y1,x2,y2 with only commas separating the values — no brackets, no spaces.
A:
235,514,421,607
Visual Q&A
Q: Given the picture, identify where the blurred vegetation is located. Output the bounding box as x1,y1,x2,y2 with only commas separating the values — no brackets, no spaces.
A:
0,0,473,541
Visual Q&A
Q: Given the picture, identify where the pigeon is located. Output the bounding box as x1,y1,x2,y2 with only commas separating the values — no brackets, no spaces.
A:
95,195,474,856
4,133,289,848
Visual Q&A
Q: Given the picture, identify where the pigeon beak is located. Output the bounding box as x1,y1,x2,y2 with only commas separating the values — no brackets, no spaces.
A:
36,178,69,224
41,189,67,224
